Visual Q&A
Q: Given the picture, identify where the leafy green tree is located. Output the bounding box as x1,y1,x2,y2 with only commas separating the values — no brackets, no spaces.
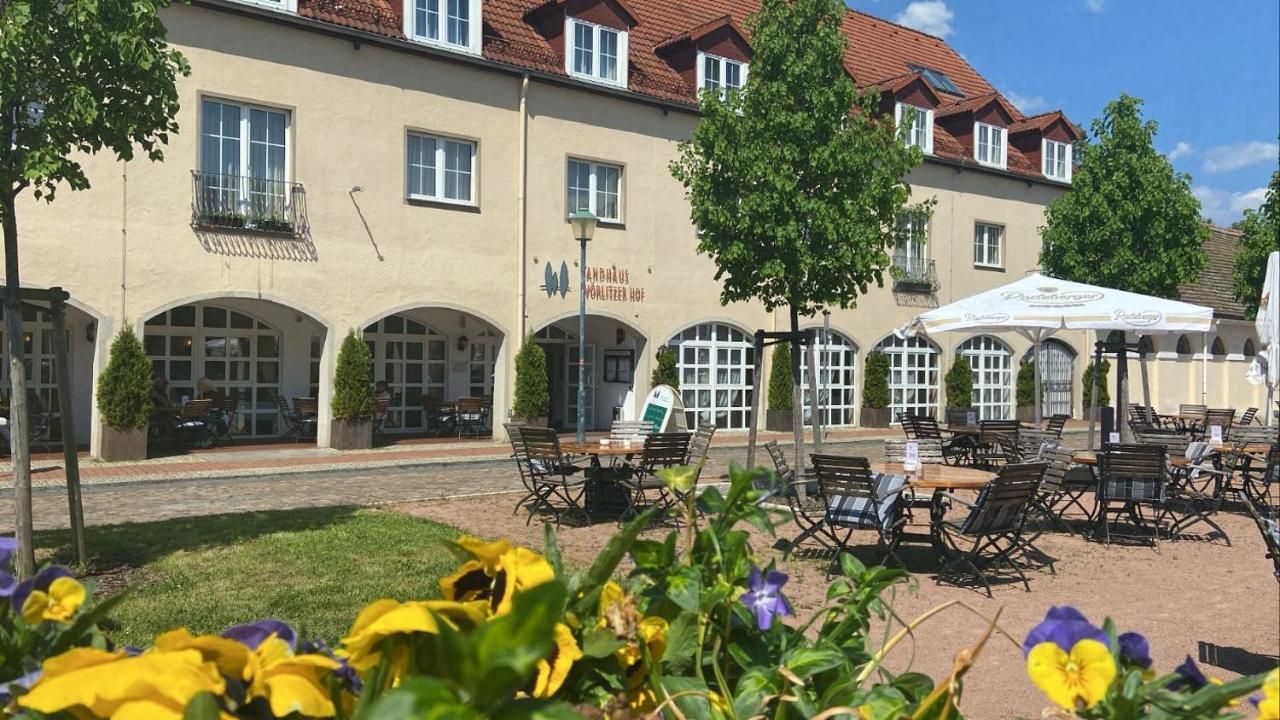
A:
862,352,890,410
0,0,188,576
671,0,921,462
650,346,680,390
767,343,793,411
95,327,153,431
1040,94,1207,298
331,332,374,422
944,357,973,409
1083,359,1111,408
512,336,550,419
1233,169,1280,319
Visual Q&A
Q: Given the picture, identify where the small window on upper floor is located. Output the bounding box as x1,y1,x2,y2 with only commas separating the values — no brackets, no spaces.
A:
974,122,1007,169
566,18,628,88
973,222,1003,268
567,158,622,223
231,0,297,13
895,103,933,154
698,52,747,98
1244,338,1257,357
404,0,481,54
1210,337,1226,358
1176,335,1192,355
1043,139,1072,181
406,131,476,206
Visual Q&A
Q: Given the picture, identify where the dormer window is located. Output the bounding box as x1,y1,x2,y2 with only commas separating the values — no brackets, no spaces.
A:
405,0,481,54
895,103,933,154
974,122,1006,169
1043,139,1072,181
698,52,747,97
567,18,628,87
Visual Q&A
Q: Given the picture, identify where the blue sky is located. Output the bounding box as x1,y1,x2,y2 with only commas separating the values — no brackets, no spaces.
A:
852,0,1280,226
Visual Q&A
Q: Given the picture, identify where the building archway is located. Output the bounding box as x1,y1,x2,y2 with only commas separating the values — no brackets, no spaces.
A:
958,335,1013,420
533,314,647,432
667,321,754,430
800,327,859,427
1022,339,1075,418
874,334,939,421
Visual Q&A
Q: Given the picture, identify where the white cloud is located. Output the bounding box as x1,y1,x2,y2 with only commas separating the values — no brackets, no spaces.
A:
1166,141,1193,161
1004,90,1049,115
1193,185,1268,225
1200,141,1279,173
894,1,953,38
1085,0,1105,13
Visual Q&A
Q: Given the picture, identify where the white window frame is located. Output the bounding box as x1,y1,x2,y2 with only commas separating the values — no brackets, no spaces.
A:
697,51,748,98
895,102,933,154
230,0,297,13
565,18,628,88
670,323,755,430
405,131,477,206
973,122,1007,169
876,335,939,422
566,158,623,223
1043,138,1072,181
973,222,1004,268
893,211,929,275
200,97,292,184
403,0,482,54
958,335,1014,421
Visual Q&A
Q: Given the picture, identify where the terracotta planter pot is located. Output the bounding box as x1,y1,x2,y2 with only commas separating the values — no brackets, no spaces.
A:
99,427,147,462
765,409,793,432
860,407,891,428
506,416,548,442
1016,406,1038,424
330,419,372,450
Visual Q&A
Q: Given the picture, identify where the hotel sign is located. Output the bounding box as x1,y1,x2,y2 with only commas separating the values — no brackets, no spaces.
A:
544,261,646,303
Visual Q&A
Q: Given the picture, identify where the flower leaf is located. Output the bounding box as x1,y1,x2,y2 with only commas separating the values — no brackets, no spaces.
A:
660,611,700,673
182,692,221,720
785,646,848,677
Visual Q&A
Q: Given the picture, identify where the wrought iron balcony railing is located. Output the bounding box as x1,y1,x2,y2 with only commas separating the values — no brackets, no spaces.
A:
191,171,309,238
890,256,938,293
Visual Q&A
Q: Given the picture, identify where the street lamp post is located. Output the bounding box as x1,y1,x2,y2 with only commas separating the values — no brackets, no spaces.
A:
569,210,598,444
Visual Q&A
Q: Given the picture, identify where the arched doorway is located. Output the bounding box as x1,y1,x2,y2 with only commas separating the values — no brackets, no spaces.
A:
958,335,1013,420
1024,339,1075,418
801,329,859,427
668,322,755,430
535,315,646,432
874,334,939,420
0,302,100,444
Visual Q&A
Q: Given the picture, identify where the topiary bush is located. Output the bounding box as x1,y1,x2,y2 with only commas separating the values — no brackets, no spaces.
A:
767,342,793,411
513,336,550,418
944,356,973,409
95,327,153,431
650,346,680,390
331,331,374,422
1017,360,1037,407
862,351,890,409
1083,358,1111,408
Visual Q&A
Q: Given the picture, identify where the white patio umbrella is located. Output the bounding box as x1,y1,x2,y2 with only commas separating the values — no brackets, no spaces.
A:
1246,251,1279,425
899,272,1215,435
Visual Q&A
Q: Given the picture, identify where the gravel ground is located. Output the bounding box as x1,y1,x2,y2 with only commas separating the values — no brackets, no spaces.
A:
397,491,1280,719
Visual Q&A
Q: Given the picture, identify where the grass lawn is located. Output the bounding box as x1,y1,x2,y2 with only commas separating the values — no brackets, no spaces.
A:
33,507,464,646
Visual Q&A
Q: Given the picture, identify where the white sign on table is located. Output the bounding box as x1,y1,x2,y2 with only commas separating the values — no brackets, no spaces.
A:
1108,432,1121,445
1209,425,1223,446
966,411,977,426
904,440,920,471
639,385,687,433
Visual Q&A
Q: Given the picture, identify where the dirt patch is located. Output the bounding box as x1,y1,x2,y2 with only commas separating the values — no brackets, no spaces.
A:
396,493,1280,719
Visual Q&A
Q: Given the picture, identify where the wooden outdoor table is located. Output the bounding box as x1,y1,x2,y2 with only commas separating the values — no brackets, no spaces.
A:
1074,444,1271,467
559,439,643,521
869,462,994,490
558,440,642,459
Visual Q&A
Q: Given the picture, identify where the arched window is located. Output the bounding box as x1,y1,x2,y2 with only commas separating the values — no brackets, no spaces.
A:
874,334,940,420
1210,337,1226,358
1105,330,1125,345
957,335,1013,420
1175,335,1192,356
1244,338,1257,357
365,314,448,430
1137,336,1154,355
668,322,755,430
800,330,859,427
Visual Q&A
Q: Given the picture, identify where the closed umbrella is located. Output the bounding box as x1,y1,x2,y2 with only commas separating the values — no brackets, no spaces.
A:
1247,251,1279,425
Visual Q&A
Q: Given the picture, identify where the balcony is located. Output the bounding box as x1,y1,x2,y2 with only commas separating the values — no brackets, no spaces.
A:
890,256,938,293
191,171,309,238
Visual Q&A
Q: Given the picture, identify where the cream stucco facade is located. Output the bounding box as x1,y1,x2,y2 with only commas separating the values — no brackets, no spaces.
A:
4,1,1267,454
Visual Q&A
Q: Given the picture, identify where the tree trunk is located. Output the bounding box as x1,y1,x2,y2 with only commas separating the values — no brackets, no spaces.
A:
3,189,34,578
789,305,804,491
1117,344,1131,443
805,332,822,453
745,331,763,470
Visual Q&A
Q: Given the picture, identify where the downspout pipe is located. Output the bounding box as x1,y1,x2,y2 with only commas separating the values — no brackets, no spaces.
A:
517,74,529,341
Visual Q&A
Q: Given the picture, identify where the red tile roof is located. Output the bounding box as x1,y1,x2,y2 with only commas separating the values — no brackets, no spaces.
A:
288,0,1073,182
1179,225,1249,320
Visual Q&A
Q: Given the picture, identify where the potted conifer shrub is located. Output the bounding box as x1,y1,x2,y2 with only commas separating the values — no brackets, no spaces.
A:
509,336,549,438
650,346,680,390
1082,358,1110,420
330,330,374,450
944,356,974,421
859,350,891,428
95,327,152,461
766,342,793,431
1016,360,1038,423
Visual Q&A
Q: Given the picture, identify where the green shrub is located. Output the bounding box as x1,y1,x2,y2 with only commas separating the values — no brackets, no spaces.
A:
331,331,374,422
95,327,153,431
767,342,793,411
944,356,973,409
862,351,890,409
1082,358,1111,408
1016,360,1038,407
650,346,679,390
512,336,550,418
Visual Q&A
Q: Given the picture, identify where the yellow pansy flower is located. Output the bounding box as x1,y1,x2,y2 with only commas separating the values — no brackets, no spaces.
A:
1258,668,1279,720
619,616,669,690
457,536,512,570
339,598,488,674
1027,639,1116,710
19,648,226,720
243,635,341,718
21,577,85,624
154,628,251,677
440,542,554,617
530,623,582,699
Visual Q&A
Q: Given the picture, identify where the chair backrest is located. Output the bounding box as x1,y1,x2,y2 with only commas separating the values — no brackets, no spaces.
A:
1017,429,1059,459
520,427,567,479
294,397,319,417
686,423,716,464
978,419,1020,445
1039,445,1075,493
373,397,392,422
1133,431,1187,452
913,415,944,440
958,462,1045,535
276,393,294,418
641,432,691,471
811,454,875,500
1099,444,1167,503
1205,408,1236,434
457,397,485,414
764,440,794,484
1179,403,1208,419
504,423,529,481
995,433,1022,464
1045,414,1069,436
945,407,971,427
610,420,653,442
1241,407,1259,426
1128,404,1152,424
181,399,213,419
883,439,944,464
1232,426,1278,445
896,412,918,438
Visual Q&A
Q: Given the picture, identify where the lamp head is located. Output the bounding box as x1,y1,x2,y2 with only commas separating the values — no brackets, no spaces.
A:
569,210,598,242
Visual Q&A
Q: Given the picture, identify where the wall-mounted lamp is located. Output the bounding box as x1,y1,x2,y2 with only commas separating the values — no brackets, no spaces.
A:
616,328,625,345
85,321,96,344
457,335,470,352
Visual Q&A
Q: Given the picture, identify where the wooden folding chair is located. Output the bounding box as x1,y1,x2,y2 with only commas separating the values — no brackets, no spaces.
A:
812,453,909,570
520,427,587,527
629,432,692,520
934,462,1046,596
765,440,827,556
1096,444,1166,547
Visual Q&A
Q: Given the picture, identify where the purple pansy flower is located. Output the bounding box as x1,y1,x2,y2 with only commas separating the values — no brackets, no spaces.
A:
0,537,18,599
10,566,72,614
1022,606,1110,658
1118,631,1152,669
740,566,792,631
300,638,362,693
0,669,42,703
1171,656,1209,691
223,619,297,651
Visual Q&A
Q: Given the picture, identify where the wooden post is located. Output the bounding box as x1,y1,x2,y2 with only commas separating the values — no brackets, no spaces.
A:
745,330,764,470
1138,341,1152,423
805,329,823,453
1087,341,1101,450
50,296,86,565
1117,342,1131,443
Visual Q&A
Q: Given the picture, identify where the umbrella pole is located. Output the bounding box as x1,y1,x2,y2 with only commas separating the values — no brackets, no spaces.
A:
1033,338,1043,427
1088,341,1100,450
1139,341,1152,422
1117,343,1131,443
